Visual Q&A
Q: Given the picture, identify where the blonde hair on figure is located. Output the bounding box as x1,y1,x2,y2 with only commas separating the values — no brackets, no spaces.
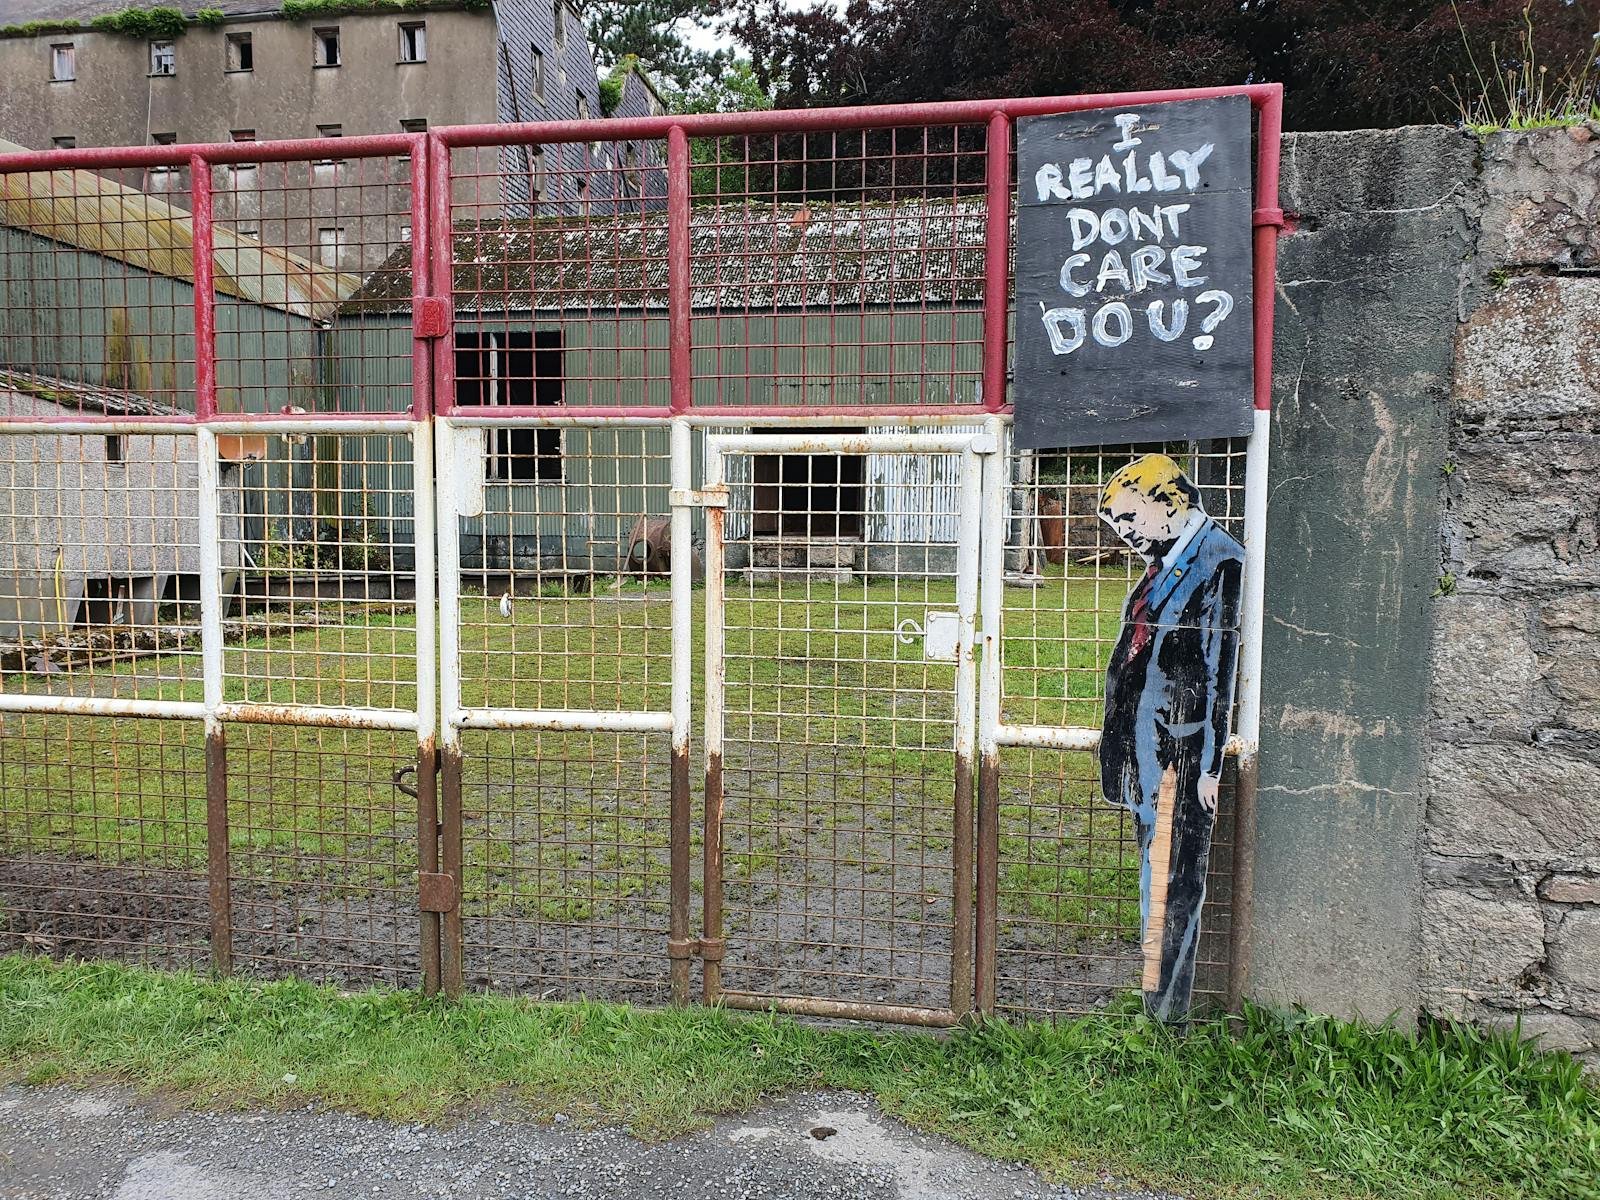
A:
1099,453,1202,516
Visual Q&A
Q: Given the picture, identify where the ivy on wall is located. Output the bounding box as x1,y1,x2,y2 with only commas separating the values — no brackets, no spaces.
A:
1,0,491,40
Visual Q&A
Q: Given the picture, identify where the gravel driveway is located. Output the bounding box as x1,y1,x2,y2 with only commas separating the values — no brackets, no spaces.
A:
0,1085,1185,1200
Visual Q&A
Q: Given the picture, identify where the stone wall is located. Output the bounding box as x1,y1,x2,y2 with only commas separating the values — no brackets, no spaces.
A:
1423,127,1600,1069
1252,122,1600,1070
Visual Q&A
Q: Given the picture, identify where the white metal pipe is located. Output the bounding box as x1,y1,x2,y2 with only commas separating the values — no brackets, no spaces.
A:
995,722,1248,757
411,419,438,746
703,440,726,776
453,708,674,734
708,433,982,458
669,418,694,757
434,420,464,752
201,418,416,436
214,702,420,731
951,446,982,763
0,694,207,721
195,426,225,728
686,411,999,429
1234,406,1271,751
977,417,1007,759
0,421,197,436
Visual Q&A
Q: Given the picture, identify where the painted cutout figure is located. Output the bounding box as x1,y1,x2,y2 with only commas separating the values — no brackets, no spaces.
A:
1098,454,1244,1022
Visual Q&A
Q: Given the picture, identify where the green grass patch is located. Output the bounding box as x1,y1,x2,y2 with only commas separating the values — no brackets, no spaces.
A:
1,955,1595,1200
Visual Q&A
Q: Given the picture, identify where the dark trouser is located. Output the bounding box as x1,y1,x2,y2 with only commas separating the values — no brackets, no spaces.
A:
1128,728,1217,1023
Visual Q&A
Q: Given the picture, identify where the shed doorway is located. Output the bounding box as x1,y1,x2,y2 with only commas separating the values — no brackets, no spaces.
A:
751,429,865,539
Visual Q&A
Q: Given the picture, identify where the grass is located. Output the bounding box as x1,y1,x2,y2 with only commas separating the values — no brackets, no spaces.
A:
1451,3,1600,132
1,954,1597,1200
2,571,1139,939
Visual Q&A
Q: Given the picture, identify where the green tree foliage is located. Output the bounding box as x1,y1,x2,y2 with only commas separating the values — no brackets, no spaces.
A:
728,0,1600,131
583,0,732,93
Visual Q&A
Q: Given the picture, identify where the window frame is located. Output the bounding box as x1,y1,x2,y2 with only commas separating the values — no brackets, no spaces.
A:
454,330,565,482
315,123,343,166
148,40,176,77
225,31,254,73
530,45,545,102
313,26,341,68
50,42,75,82
316,226,346,269
398,20,426,63
229,128,258,175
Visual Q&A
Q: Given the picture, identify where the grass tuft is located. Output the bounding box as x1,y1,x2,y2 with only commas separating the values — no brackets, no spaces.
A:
2,955,1596,1200
1449,2,1600,132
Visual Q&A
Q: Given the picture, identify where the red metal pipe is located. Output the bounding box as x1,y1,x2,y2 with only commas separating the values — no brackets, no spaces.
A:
435,84,1284,147
666,125,692,415
981,111,1012,413
1251,85,1285,412
189,154,217,421
407,135,431,422
0,134,417,174
428,134,457,416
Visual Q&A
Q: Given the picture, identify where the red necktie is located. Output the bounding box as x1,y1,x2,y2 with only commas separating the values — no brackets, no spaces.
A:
1125,563,1159,660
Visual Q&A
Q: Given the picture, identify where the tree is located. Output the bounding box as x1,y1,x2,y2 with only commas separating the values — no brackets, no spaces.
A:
582,0,734,95
729,0,1600,131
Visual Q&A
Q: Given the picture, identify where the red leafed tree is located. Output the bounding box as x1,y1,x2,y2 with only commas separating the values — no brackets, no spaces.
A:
730,0,1599,130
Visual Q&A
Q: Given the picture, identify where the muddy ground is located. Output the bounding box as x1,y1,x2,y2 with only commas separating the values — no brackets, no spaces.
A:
0,855,1161,1018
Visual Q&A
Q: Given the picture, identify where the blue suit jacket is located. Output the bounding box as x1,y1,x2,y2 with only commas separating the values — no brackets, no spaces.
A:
1100,514,1245,818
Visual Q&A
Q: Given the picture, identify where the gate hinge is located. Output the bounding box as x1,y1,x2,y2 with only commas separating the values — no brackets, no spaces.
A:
418,872,458,913
667,936,726,961
414,297,451,340
670,486,728,509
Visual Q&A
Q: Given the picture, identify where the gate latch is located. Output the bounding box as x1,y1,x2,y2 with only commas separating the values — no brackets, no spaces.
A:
414,297,451,340
418,872,458,913
670,486,728,508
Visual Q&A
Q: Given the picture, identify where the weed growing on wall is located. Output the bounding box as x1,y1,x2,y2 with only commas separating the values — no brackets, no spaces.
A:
88,7,189,41
1450,2,1600,131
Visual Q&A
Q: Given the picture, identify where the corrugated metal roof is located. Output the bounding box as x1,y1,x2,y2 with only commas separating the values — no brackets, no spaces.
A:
0,138,360,321
0,366,184,416
340,199,991,316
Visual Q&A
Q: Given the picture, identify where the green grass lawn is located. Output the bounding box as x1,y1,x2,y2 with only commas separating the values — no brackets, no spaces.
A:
1,570,1138,938
2,955,1596,1200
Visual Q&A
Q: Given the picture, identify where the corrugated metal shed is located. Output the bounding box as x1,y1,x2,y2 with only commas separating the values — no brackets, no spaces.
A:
341,199,991,315
0,365,184,416
0,138,360,322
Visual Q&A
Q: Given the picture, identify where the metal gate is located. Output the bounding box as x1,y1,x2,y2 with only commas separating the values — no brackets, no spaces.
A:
1,83,1282,1022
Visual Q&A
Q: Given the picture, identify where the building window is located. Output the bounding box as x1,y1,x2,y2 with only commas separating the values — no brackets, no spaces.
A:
149,40,176,76
313,27,340,67
398,21,426,62
105,435,126,465
454,330,564,481
52,135,76,149
400,224,412,242
575,90,589,122
226,32,253,72
530,46,545,102
317,226,345,268
316,123,342,165
148,132,178,187
552,2,566,51
528,145,546,201
400,117,428,134
50,43,75,82
621,142,641,198
230,129,257,175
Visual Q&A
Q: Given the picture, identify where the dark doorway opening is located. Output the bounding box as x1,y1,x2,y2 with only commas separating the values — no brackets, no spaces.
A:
752,433,865,538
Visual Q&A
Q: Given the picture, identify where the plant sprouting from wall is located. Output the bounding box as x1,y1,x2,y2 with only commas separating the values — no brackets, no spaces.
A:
89,7,189,41
1450,2,1600,131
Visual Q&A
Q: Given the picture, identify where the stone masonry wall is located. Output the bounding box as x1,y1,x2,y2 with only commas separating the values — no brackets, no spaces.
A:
1423,126,1600,1070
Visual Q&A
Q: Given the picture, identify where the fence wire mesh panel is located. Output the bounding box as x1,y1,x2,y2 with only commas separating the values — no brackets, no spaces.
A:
704,437,979,1023
991,440,1247,1019
0,714,210,969
441,420,681,1000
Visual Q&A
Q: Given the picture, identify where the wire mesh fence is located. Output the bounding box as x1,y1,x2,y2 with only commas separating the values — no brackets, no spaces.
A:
1,94,1278,1021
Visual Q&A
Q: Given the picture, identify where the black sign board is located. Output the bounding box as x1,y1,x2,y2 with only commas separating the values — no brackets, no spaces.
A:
1012,96,1255,449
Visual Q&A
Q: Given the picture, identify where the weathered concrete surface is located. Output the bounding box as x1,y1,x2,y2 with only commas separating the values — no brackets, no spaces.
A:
1252,126,1477,1026
0,1085,1181,1200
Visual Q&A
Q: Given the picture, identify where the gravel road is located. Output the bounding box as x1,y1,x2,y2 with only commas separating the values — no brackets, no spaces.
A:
0,1084,1186,1200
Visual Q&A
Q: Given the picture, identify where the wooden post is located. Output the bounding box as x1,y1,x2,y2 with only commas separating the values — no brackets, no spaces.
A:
1142,766,1179,993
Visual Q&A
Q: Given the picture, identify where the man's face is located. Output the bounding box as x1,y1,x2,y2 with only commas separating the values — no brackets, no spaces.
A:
1100,488,1185,561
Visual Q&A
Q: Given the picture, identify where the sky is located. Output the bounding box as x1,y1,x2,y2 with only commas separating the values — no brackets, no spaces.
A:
677,0,846,57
